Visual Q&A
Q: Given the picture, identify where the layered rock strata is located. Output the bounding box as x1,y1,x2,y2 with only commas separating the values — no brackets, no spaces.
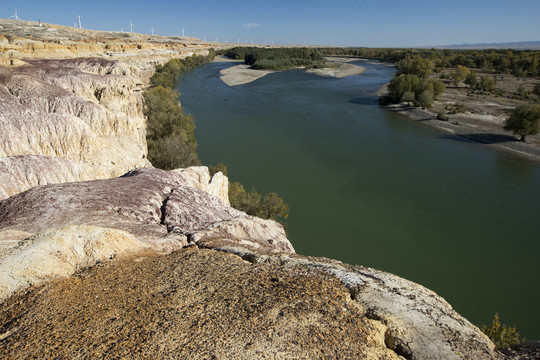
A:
0,19,221,81
0,167,293,301
0,58,150,199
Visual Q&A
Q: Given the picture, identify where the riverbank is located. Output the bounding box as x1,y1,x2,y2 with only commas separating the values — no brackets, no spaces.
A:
218,57,366,86
379,84,540,164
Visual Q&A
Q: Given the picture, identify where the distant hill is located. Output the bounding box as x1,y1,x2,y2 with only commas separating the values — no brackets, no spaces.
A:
435,41,540,50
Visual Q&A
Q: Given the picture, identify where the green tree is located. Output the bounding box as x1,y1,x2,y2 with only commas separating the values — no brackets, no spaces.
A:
452,65,470,87
402,91,415,105
396,56,433,78
479,75,497,92
143,86,200,168
416,89,434,108
209,162,228,177
481,313,522,349
464,71,477,88
503,104,540,142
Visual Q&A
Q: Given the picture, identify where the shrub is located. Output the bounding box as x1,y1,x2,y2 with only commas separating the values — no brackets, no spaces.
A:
229,182,289,227
209,162,228,177
436,110,449,121
481,313,522,349
464,71,477,88
143,86,200,169
479,75,497,92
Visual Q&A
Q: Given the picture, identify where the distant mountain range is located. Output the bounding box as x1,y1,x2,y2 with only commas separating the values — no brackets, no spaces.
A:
434,41,540,50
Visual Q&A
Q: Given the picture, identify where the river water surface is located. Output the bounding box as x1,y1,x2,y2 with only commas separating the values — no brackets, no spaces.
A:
177,59,540,339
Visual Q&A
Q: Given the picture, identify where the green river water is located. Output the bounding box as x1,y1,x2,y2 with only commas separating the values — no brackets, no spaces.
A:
176,59,540,339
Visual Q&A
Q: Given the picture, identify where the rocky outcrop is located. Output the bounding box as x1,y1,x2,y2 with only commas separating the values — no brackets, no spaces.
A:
0,225,145,302
0,19,221,81
0,246,500,360
224,250,500,360
0,167,292,252
0,155,91,200
0,58,149,196
0,166,292,301
0,248,402,359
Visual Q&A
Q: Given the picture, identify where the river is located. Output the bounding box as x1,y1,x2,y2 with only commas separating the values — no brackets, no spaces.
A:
176,59,540,339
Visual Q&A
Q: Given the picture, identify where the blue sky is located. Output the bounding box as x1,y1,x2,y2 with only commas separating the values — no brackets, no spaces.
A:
2,0,539,47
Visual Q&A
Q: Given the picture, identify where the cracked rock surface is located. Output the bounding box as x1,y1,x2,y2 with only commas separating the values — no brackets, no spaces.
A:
0,167,292,254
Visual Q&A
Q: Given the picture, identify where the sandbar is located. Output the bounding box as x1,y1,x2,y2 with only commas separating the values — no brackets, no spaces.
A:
306,63,366,78
219,65,276,86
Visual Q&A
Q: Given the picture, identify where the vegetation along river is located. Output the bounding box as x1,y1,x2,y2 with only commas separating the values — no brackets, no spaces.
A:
176,59,540,339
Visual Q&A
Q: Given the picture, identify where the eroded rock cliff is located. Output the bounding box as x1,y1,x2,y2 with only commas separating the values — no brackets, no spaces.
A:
0,19,221,200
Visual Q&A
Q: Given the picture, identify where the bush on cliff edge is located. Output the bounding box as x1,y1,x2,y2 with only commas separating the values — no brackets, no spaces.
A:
209,163,289,228
143,53,216,169
144,86,200,169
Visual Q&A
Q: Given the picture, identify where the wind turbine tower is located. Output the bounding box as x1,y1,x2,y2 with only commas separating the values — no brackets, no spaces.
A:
181,28,185,37
11,9,21,20
78,15,82,29
151,27,155,36
130,20,135,33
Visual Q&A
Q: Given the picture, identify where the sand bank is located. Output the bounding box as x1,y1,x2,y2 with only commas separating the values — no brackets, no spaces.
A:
219,65,276,86
306,63,366,78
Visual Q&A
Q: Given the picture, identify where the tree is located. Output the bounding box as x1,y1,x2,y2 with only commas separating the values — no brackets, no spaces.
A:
143,86,200,168
402,91,415,105
396,56,433,78
416,89,434,108
479,75,497,92
453,65,470,87
464,71,477,88
503,104,540,141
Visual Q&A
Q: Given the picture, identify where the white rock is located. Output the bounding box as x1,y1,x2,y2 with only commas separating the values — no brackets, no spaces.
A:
0,225,146,302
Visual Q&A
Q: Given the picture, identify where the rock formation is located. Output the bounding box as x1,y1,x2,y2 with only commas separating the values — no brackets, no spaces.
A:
0,225,145,302
0,57,150,199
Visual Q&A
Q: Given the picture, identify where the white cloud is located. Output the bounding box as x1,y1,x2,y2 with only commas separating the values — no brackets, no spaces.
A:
242,23,261,29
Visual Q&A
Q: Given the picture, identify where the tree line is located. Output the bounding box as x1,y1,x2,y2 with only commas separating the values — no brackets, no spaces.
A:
220,47,326,70
144,52,216,169
319,47,540,77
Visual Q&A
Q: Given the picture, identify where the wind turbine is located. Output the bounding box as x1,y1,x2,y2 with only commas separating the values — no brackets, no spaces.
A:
181,28,185,37
11,9,21,20
151,27,155,36
129,20,135,33
78,15,82,29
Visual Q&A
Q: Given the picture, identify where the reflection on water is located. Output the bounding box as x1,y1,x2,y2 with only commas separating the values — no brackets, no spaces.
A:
177,60,540,339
